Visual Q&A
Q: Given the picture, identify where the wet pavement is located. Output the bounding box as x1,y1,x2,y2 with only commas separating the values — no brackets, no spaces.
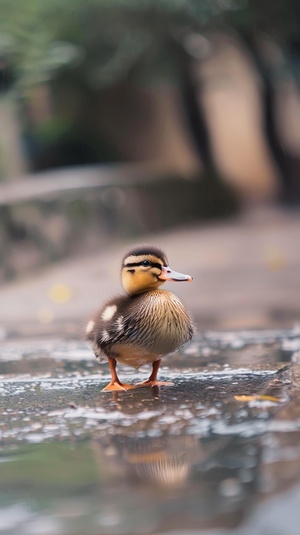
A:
1,329,300,534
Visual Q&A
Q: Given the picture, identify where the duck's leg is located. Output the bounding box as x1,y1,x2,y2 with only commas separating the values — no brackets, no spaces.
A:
136,359,173,388
103,358,134,391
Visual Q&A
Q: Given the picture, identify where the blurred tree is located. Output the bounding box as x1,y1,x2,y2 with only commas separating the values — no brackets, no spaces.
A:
0,0,300,198
223,0,300,202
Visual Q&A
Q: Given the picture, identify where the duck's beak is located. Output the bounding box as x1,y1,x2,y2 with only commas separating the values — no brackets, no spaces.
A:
158,265,193,282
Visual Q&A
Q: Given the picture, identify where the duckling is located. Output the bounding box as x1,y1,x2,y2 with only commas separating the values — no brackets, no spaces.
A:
86,246,194,391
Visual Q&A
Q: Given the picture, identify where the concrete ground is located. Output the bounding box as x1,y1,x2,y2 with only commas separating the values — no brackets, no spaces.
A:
1,204,300,338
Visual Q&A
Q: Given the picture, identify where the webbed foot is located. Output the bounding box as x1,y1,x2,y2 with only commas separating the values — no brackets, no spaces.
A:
102,382,134,392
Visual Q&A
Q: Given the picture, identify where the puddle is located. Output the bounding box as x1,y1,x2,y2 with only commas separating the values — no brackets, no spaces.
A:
0,330,299,533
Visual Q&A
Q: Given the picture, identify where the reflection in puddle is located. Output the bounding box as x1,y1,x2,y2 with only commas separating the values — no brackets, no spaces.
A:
0,433,260,534
103,434,200,488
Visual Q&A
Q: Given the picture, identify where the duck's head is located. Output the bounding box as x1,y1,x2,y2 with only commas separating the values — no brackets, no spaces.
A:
121,246,192,295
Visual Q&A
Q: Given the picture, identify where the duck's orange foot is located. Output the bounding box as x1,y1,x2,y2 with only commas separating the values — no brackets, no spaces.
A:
102,382,134,392
135,380,174,388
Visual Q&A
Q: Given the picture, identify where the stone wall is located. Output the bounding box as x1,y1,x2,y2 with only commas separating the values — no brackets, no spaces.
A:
0,166,238,282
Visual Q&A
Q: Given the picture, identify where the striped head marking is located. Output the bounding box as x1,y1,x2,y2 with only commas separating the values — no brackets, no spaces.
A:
121,245,192,295
122,246,167,295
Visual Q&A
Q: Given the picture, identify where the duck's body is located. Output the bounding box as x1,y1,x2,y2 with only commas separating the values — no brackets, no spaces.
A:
87,289,193,369
86,246,194,391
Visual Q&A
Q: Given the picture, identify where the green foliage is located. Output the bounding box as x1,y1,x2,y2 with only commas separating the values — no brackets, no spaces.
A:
0,0,299,91
0,0,244,91
0,0,83,88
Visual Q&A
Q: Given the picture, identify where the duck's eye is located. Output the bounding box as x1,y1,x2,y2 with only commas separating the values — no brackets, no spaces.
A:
142,260,150,267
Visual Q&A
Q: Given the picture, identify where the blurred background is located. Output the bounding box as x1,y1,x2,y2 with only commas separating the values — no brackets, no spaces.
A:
1,0,300,333
2,6,300,533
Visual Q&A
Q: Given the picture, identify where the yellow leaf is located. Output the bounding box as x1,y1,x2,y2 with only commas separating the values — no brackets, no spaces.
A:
48,284,72,304
234,394,284,403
